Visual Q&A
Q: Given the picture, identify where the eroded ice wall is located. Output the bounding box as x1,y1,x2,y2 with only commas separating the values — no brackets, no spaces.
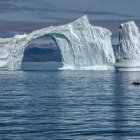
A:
116,21,140,59
0,15,115,70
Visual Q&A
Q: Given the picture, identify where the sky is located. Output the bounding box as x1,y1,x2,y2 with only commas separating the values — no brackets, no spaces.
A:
0,0,140,22
0,0,140,38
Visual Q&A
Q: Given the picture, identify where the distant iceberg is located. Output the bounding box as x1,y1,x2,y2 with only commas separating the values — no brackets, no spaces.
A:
0,15,115,70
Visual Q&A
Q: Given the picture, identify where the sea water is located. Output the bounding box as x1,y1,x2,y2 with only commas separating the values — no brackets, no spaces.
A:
0,68,140,140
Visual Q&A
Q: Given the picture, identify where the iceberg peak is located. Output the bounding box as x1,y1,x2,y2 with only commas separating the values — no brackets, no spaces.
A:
74,15,89,23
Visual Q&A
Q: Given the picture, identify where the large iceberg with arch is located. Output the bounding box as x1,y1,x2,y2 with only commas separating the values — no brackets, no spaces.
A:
0,15,115,70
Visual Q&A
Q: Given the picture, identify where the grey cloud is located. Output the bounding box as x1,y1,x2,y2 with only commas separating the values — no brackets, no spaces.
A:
40,9,133,18
0,0,51,13
1,19,140,38
13,6,134,18
0,0,134,19
0,0,19,13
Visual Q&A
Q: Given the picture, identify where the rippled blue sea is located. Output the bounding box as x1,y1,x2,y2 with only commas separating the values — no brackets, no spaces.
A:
0,70,140,140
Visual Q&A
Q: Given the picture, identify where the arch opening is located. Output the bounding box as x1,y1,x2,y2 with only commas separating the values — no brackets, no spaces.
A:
21,35,63,70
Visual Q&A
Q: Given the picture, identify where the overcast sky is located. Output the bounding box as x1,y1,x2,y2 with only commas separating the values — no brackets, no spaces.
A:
0,0,140,22
0,0,140,38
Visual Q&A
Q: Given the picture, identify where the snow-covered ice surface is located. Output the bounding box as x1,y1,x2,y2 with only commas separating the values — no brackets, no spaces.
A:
0,15,115,70
115,21,140,71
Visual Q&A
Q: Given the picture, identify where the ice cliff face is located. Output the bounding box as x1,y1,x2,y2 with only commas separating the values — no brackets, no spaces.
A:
116,21,140,59
0,15,115,70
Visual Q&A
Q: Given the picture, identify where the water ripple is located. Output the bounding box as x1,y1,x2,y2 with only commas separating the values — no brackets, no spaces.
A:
0,71,140,139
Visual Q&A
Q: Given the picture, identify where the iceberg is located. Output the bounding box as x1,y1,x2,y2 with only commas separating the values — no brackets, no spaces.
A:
0,15,115,70
115,21,140,71
116,21,140,59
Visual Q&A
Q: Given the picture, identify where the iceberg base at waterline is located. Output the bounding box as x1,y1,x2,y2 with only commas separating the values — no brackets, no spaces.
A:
59,65,114,70
115,59,140,71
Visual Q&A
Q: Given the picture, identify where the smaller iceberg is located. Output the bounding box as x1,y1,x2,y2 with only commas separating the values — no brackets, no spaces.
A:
115,21,140,71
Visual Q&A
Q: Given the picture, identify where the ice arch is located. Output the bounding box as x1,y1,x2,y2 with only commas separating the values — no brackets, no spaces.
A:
21,34,62,62
0,15,115,70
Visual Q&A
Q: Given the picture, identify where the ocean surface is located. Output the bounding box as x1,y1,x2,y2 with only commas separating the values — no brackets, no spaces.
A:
21,62,63,71
0,64,140,140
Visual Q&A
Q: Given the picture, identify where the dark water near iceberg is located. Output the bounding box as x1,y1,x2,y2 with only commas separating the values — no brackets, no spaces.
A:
0,69,140,140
